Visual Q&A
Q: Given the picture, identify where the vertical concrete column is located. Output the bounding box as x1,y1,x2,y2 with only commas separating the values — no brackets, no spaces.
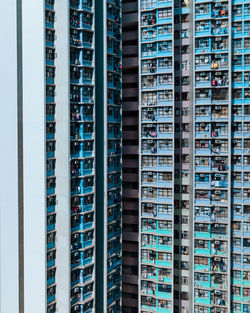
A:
0,1,19,312
22,0,46,312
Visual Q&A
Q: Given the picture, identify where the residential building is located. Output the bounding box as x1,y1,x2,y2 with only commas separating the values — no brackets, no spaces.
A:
138,0,193,311
137,0,250,312
2,0,250,312
1,0,122,313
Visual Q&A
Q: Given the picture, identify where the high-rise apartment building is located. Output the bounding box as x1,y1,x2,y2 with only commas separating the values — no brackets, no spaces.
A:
1,0,122,313
193,1,250,312
137,0,250,312
138,0,192,312
2,0,250,312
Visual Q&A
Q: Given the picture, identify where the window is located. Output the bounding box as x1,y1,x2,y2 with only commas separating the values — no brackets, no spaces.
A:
142,234,156,246
232,303,241,313
245,38,250,49
181,216,188,224
158,204,172,214
233,39,242,49
142,156,157,167
158,25,172,35
244,4,250,15
232,237,241,247
158,252,172,260
245,54,250,65
158,188,172,198
194,306,209,313
158,236,172,246
195,38,209,49
243,256,250,264
158,300,171,309
142,187,156,199
233,21,242,32
158,41,172,52
158,8,172,18
195,256,208,265
245,21,250,32
46,29,55,42
232,254,241,263
159,156,172,165
181,261,189,270
181,30,189,38
158,57,172,68
194,289,209,299
159,90,173,100
158,220,172,230
141,27,156,40
142,43,156,57
158,284,171,293
158,172,172,181
158,107,173,116
243,271,250,281
159,139,172,149
233,55,242,66
159,74,172,84
243,222,250,232
195,55,209,66
195,21,209,32
195,3,209,15
233,5,242,16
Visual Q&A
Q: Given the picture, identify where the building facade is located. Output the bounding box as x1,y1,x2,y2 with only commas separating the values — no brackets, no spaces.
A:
122,0,140,311
137,0,250,312
138,0,193,311
1,0,122,313
2,0,250,312
193,0,250,312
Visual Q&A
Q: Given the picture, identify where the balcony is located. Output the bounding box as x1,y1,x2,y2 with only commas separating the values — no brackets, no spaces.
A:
47,223,55,232
71,291,93,305
194,246,210,255
47,276,55,286
71,184,93,196
47,294,55,304
107,256,121,272
47,241,55,250
46,1,54,10
194,279,210,289
47,259,55,268
194,295,210,305
71,254,94,269
194,230,211,239
71,274,93,287
82,0,93,11
47,169,55,177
